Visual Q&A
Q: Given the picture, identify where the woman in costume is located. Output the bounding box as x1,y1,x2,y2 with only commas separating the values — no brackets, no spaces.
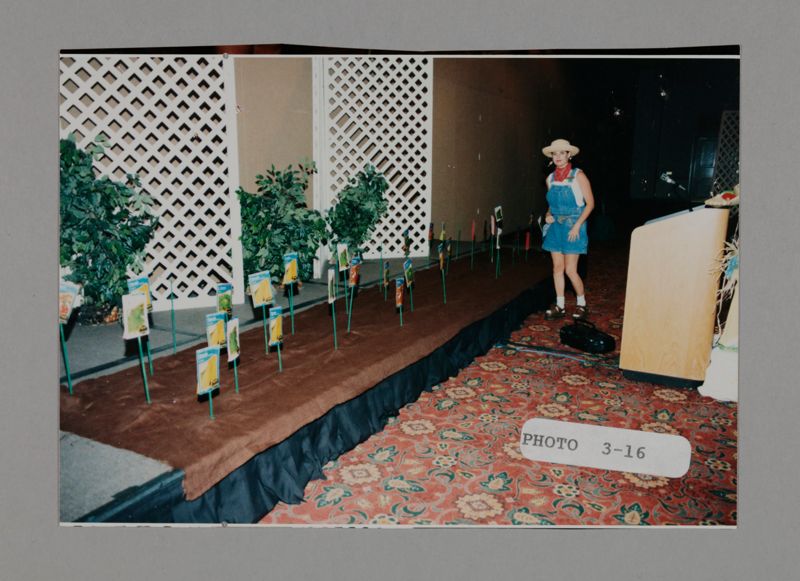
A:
541,138,595,320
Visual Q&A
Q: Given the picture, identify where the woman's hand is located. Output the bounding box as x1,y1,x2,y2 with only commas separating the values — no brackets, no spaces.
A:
545,214,555,224
568,225,580,241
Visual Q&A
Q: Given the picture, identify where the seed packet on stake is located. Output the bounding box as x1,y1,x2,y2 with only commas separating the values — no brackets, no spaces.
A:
395,277,404,309
327,267,336,304
282,251,299,286
205,312,227,348
59,280,81,325
216,282,233,317
122,293,149,340
196,347,221,395
494,205,504,229
438,243,445,270
349,256,362,287
269,306,283,346
127,275,152,313
227,318,240,362
383,260,391,289
336,244,350,272
403,258,414,287
248,270,273,307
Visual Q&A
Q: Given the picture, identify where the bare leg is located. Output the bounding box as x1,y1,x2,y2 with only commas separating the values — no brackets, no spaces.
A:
564,254,585,297
551,252,566,296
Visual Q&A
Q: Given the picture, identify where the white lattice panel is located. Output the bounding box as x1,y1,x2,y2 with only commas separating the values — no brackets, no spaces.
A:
712,110,739,195
59,55,243,311
321,56,433,258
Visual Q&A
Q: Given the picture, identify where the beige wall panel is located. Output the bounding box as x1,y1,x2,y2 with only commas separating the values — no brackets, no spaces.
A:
234,58,314,205
432,59,572,239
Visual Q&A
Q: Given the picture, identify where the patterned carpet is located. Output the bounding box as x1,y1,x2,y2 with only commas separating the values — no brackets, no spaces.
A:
259,244,737,526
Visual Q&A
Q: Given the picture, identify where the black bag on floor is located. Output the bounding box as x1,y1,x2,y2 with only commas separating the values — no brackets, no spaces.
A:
559,319,615,354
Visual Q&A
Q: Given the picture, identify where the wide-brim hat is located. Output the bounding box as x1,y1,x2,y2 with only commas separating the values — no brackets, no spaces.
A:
542,138,579,158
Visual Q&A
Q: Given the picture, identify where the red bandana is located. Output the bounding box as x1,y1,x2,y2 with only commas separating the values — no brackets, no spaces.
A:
554,162,573,182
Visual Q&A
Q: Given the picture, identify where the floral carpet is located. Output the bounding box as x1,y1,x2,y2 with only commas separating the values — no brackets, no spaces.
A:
259,244,737,526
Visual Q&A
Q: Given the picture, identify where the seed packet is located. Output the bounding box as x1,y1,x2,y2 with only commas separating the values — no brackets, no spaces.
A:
59,280,81,325
205,312,227,348
122,292,149,340
395,277,404,308
403,258,414,287
269,306,283,346
216,282,233,317
227,318,240,362
248,270,273,307
336,243,350,272
494,205,504,228
496,227,503,249
438,242,445,270
349,256,362,287
282,251,299,285
490,214,496,236
196,347,221,395
402,228,411,255
327,267,336,304
127,275,152,312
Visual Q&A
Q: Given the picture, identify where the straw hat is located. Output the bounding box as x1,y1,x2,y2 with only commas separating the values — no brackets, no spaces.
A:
542,138,579,158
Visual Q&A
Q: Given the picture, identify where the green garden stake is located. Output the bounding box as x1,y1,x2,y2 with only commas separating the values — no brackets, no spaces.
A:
169,280,177,354
332,301,338,349
146,336,154,376
277,343,283,372
233,358,239,394
441,270,447,304
288,284,295,335
59,323,73,396
470,238,475,271
380,249,386,301
343,269,350,315
262,304,269,354
409,286,414,312
347,284,354,333
456,229,461,258
208,393,215,419
399,304,404,327
137,336,151,404
496,244,502,279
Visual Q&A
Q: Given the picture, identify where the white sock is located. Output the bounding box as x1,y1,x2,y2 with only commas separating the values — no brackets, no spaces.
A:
576,295,586,307
556,296,565,309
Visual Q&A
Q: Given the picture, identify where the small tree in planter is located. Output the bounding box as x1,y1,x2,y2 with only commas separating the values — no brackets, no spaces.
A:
237,160,327,286
59,134,159,323
326,164,390,257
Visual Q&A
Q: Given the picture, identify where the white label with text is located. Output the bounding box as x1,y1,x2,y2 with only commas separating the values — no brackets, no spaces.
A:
520,418,691,478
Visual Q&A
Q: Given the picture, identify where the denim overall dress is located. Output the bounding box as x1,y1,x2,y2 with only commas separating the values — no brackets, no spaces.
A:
542,167,588,255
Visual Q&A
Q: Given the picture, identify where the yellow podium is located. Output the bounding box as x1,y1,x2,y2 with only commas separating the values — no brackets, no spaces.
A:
619,206,729,387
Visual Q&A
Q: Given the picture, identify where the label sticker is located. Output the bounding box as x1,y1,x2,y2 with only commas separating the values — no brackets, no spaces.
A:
519,418,691,478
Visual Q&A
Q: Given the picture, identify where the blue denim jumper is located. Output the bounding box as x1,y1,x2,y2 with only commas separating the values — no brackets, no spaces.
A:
542,168,588,255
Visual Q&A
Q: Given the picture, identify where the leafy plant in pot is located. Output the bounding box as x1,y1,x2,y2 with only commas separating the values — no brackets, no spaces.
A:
326,164,390,275
60,134,159,324
237,160,327,307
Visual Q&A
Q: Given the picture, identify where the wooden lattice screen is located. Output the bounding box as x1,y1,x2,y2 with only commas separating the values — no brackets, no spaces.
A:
59,55,243,311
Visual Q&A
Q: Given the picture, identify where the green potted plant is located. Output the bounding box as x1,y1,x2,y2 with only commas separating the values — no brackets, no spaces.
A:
326,164,390,257
59,134,159,324
237,159,327,295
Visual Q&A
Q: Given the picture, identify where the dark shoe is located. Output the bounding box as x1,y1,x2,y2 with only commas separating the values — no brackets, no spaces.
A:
572,305,589,320
545,305,566,320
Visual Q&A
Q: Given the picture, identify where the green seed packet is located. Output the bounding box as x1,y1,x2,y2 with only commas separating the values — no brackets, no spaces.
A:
122,293,149,340
227,318,240,362
216,282,233,316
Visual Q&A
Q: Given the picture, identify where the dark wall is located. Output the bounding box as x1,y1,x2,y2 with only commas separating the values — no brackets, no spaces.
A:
543,58,739,239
